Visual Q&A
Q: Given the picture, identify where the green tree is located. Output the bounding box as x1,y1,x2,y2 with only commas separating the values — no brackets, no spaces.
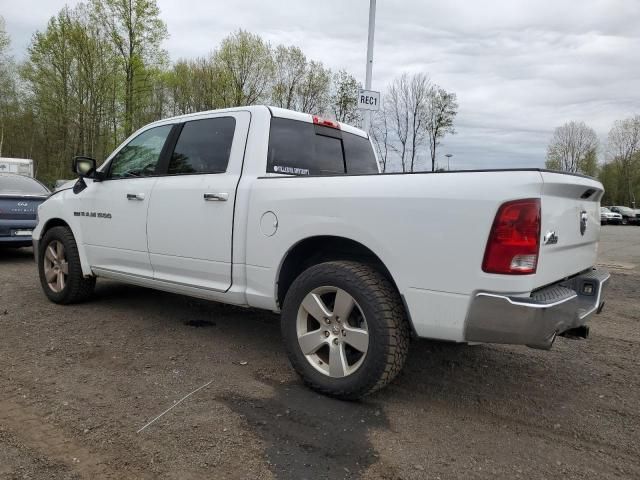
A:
607,116,640,206
21,5,120,182
424,86,458,172
545,121,599,175
212,30,274,108
21,8,76,180
0,15,16,157
330,69,360,124
92,0,168,135
580,149,598,177
297,60,331,115
271,45,306,110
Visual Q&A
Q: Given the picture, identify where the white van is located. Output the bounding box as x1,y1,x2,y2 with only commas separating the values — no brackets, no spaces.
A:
0,158,34,177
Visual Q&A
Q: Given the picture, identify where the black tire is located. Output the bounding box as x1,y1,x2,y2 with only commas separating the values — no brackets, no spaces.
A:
622,217,628,225
38,226,96,304
281,261,410,400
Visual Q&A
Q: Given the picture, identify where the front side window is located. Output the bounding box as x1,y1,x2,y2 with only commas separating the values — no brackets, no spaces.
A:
168,117,236,175
108,125,173,179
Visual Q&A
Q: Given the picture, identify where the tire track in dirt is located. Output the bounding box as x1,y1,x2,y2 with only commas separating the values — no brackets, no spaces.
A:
0,398,148,479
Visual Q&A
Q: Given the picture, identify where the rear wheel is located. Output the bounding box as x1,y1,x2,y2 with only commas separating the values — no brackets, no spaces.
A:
281,261,410,400
622,217,629,225
38,226,95,304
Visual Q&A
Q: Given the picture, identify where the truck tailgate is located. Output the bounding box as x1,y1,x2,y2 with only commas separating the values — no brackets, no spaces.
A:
535,172,603,289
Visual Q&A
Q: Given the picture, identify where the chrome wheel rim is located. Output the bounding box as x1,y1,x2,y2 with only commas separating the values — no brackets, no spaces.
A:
296,286,369,378
43,240,68,293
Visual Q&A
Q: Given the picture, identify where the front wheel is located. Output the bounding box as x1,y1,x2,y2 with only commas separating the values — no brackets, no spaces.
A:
281,261,410,400
38,226,96,304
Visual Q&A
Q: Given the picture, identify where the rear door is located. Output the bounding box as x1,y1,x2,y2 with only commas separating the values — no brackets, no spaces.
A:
535,171,604,288
146,111,250,291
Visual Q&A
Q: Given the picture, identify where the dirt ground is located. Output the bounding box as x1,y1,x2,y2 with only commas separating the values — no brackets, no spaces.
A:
1,226,639,480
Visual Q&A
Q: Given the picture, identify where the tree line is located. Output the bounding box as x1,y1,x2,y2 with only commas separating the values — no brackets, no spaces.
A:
0,1,364,183
0,1,460,184
545,117,640,206
3,0,635,204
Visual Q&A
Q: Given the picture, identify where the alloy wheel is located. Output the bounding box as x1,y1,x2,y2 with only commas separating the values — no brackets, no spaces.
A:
43,240,68,293
296,286,369,378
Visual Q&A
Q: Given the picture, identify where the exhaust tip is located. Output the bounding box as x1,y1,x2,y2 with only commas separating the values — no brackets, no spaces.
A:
560,325,590,340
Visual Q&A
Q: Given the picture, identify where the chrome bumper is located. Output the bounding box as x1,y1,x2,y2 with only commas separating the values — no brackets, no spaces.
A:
464,268,610,349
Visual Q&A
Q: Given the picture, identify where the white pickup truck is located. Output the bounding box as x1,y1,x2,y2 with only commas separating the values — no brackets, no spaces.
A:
33,106,609,399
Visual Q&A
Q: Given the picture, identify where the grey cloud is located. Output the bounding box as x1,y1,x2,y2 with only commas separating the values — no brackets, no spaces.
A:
2,0,639,168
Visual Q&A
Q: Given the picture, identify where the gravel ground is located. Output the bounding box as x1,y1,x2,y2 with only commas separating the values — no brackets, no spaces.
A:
0,225,639,479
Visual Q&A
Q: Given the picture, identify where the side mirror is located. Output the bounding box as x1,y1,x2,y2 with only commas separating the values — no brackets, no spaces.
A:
73,156,96,176
72,156,105,182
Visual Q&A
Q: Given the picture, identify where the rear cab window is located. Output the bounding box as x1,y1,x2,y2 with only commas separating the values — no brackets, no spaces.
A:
267,117,378,176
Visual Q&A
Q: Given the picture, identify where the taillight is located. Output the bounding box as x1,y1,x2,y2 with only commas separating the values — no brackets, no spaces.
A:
482,198,541,275
312,115,341,130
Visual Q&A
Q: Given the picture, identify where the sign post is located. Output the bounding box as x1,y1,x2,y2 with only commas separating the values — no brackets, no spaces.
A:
358,89,381,111
362,0,377,132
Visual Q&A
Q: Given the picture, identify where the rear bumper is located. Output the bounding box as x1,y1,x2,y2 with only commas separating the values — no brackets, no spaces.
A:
464,268,610,349
0,220,37,247
0,236,34,247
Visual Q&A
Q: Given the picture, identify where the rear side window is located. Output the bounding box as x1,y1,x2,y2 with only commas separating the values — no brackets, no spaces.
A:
168,117,236,175
343,132,379,174
267,118,378,175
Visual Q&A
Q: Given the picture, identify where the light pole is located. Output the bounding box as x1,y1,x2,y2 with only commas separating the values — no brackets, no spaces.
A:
445,153,453,171
363,0,377,132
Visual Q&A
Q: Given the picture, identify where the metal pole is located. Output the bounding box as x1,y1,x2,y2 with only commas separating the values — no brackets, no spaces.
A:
363,0,376,133
445,153,453,171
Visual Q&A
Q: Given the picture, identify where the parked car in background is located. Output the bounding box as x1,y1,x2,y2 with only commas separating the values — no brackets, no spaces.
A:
600,207,623,225
608,206,640,225
0,173,50,247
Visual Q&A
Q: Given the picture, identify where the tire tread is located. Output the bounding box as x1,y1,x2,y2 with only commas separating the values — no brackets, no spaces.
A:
282,260,410,399
39,226,95,304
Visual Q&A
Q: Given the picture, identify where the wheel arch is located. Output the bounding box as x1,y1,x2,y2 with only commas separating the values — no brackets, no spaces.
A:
276,235,400,308
37,217,92,277
40,217,71,235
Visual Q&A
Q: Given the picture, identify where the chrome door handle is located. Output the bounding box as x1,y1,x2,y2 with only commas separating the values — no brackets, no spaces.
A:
127,193,145,201
204,193,229,202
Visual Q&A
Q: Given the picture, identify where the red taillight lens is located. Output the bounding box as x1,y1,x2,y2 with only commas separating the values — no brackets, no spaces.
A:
312,115,341,129
482,198,541,275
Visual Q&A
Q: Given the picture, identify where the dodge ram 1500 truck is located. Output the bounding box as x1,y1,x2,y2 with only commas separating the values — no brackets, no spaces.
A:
33,106,609,399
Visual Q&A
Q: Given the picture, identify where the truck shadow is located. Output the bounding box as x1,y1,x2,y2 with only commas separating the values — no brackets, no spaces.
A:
0,246,34,263
221,383,387,480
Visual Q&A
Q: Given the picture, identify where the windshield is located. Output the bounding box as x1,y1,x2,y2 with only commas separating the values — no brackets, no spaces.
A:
600,207,610,213
0,174,50,195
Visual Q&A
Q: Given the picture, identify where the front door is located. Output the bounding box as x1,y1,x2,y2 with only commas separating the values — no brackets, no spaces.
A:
81,124,173,277
146,112,249,291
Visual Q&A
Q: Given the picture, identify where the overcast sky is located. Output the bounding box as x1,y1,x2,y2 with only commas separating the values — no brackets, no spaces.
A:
2,0,639,169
